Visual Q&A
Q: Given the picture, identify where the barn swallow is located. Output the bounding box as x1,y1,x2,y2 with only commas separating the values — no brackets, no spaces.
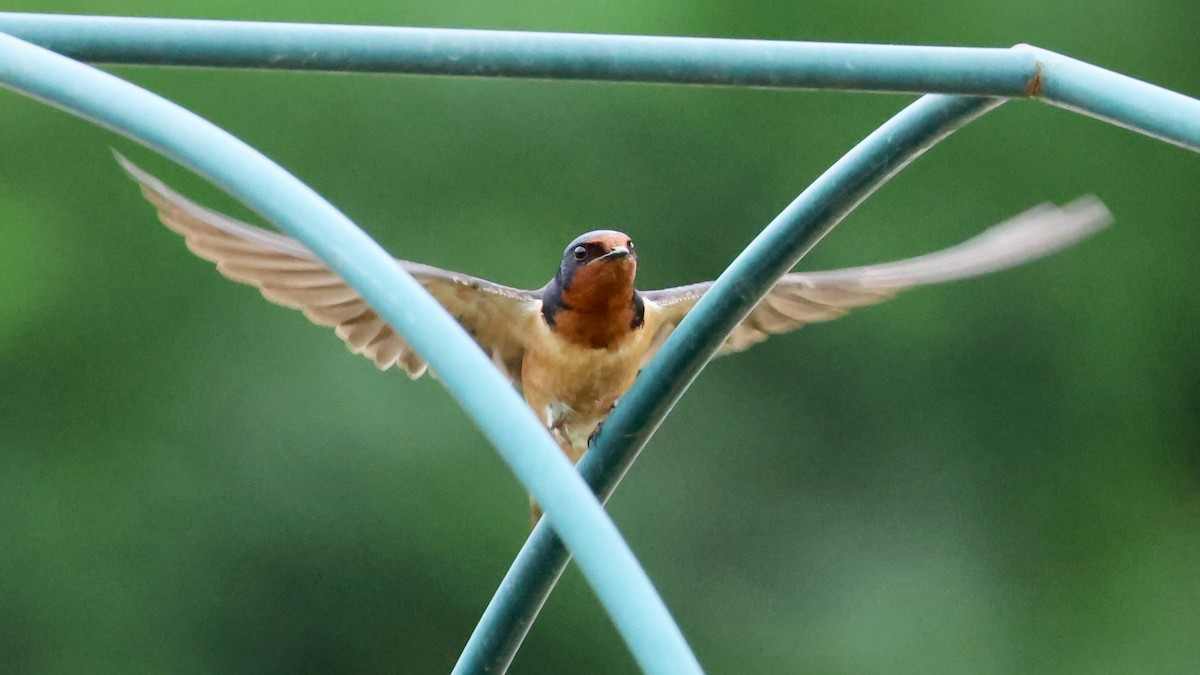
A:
116,156,1112,524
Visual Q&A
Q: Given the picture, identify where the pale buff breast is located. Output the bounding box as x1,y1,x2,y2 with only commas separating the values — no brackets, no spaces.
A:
519,304,661,454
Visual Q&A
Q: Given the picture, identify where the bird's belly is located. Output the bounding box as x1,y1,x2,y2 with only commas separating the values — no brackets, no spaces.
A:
523,336,644,416
520,324,651,454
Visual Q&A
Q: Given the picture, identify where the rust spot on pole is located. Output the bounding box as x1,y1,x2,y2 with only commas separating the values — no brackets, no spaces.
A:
1025,60,1044,97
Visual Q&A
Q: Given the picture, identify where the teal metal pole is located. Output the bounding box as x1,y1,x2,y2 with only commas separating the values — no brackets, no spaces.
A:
0,12,1032,94
1015,44,1200,151
1,14,1197,150
0,30,702,675
455,94,1003,673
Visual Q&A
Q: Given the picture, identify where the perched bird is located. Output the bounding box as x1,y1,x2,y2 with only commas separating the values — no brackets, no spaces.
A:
117,156,1111,523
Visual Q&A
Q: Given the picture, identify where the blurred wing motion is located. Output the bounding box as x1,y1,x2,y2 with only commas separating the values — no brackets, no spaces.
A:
117,154,540,380
642,197,1112,357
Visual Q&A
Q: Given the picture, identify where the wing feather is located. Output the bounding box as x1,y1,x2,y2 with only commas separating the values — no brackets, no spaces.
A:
117,154,540,380
642,197,1111,358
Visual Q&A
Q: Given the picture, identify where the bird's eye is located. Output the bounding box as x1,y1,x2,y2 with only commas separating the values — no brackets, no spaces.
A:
572,245,588,261
627,240,634,250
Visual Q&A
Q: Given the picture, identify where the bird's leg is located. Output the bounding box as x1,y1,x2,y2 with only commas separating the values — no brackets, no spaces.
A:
586,422,602,450
529,413,583,529
586,400,620,450
531,409,614,527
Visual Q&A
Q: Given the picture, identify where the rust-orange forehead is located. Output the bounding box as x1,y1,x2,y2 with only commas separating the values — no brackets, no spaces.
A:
568,229,632,251
589,232,631,249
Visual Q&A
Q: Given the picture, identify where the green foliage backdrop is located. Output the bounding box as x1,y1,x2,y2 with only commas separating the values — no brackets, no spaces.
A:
1,1,1196,673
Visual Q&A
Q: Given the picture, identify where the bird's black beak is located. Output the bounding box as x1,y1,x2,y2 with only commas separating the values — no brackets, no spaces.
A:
597,246,631,262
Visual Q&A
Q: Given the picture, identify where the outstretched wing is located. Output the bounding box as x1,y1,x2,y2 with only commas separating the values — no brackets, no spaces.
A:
642,197,1112,357
118,155,540,380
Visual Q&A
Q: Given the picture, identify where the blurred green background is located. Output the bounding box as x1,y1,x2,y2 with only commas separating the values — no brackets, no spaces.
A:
1,1,1196,673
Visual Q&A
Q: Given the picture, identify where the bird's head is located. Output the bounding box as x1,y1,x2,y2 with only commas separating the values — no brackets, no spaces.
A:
553,230,638,310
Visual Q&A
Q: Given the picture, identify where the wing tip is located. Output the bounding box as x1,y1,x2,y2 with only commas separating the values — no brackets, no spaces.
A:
1059,194,1115,236
983,193,1114,258
112,149,165,195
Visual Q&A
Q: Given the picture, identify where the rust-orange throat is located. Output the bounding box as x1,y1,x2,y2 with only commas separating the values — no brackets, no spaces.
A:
541,230,646,350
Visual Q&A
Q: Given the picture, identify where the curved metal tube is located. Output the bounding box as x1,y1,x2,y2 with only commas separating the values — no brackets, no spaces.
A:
0,30,701,675
455,94,1002,673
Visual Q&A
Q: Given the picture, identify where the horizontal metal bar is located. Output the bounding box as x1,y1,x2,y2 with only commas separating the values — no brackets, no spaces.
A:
1,13,1196,152
456,93,1004,673
0,12,1035,94
1015,45,1200,152
0,30,702,675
